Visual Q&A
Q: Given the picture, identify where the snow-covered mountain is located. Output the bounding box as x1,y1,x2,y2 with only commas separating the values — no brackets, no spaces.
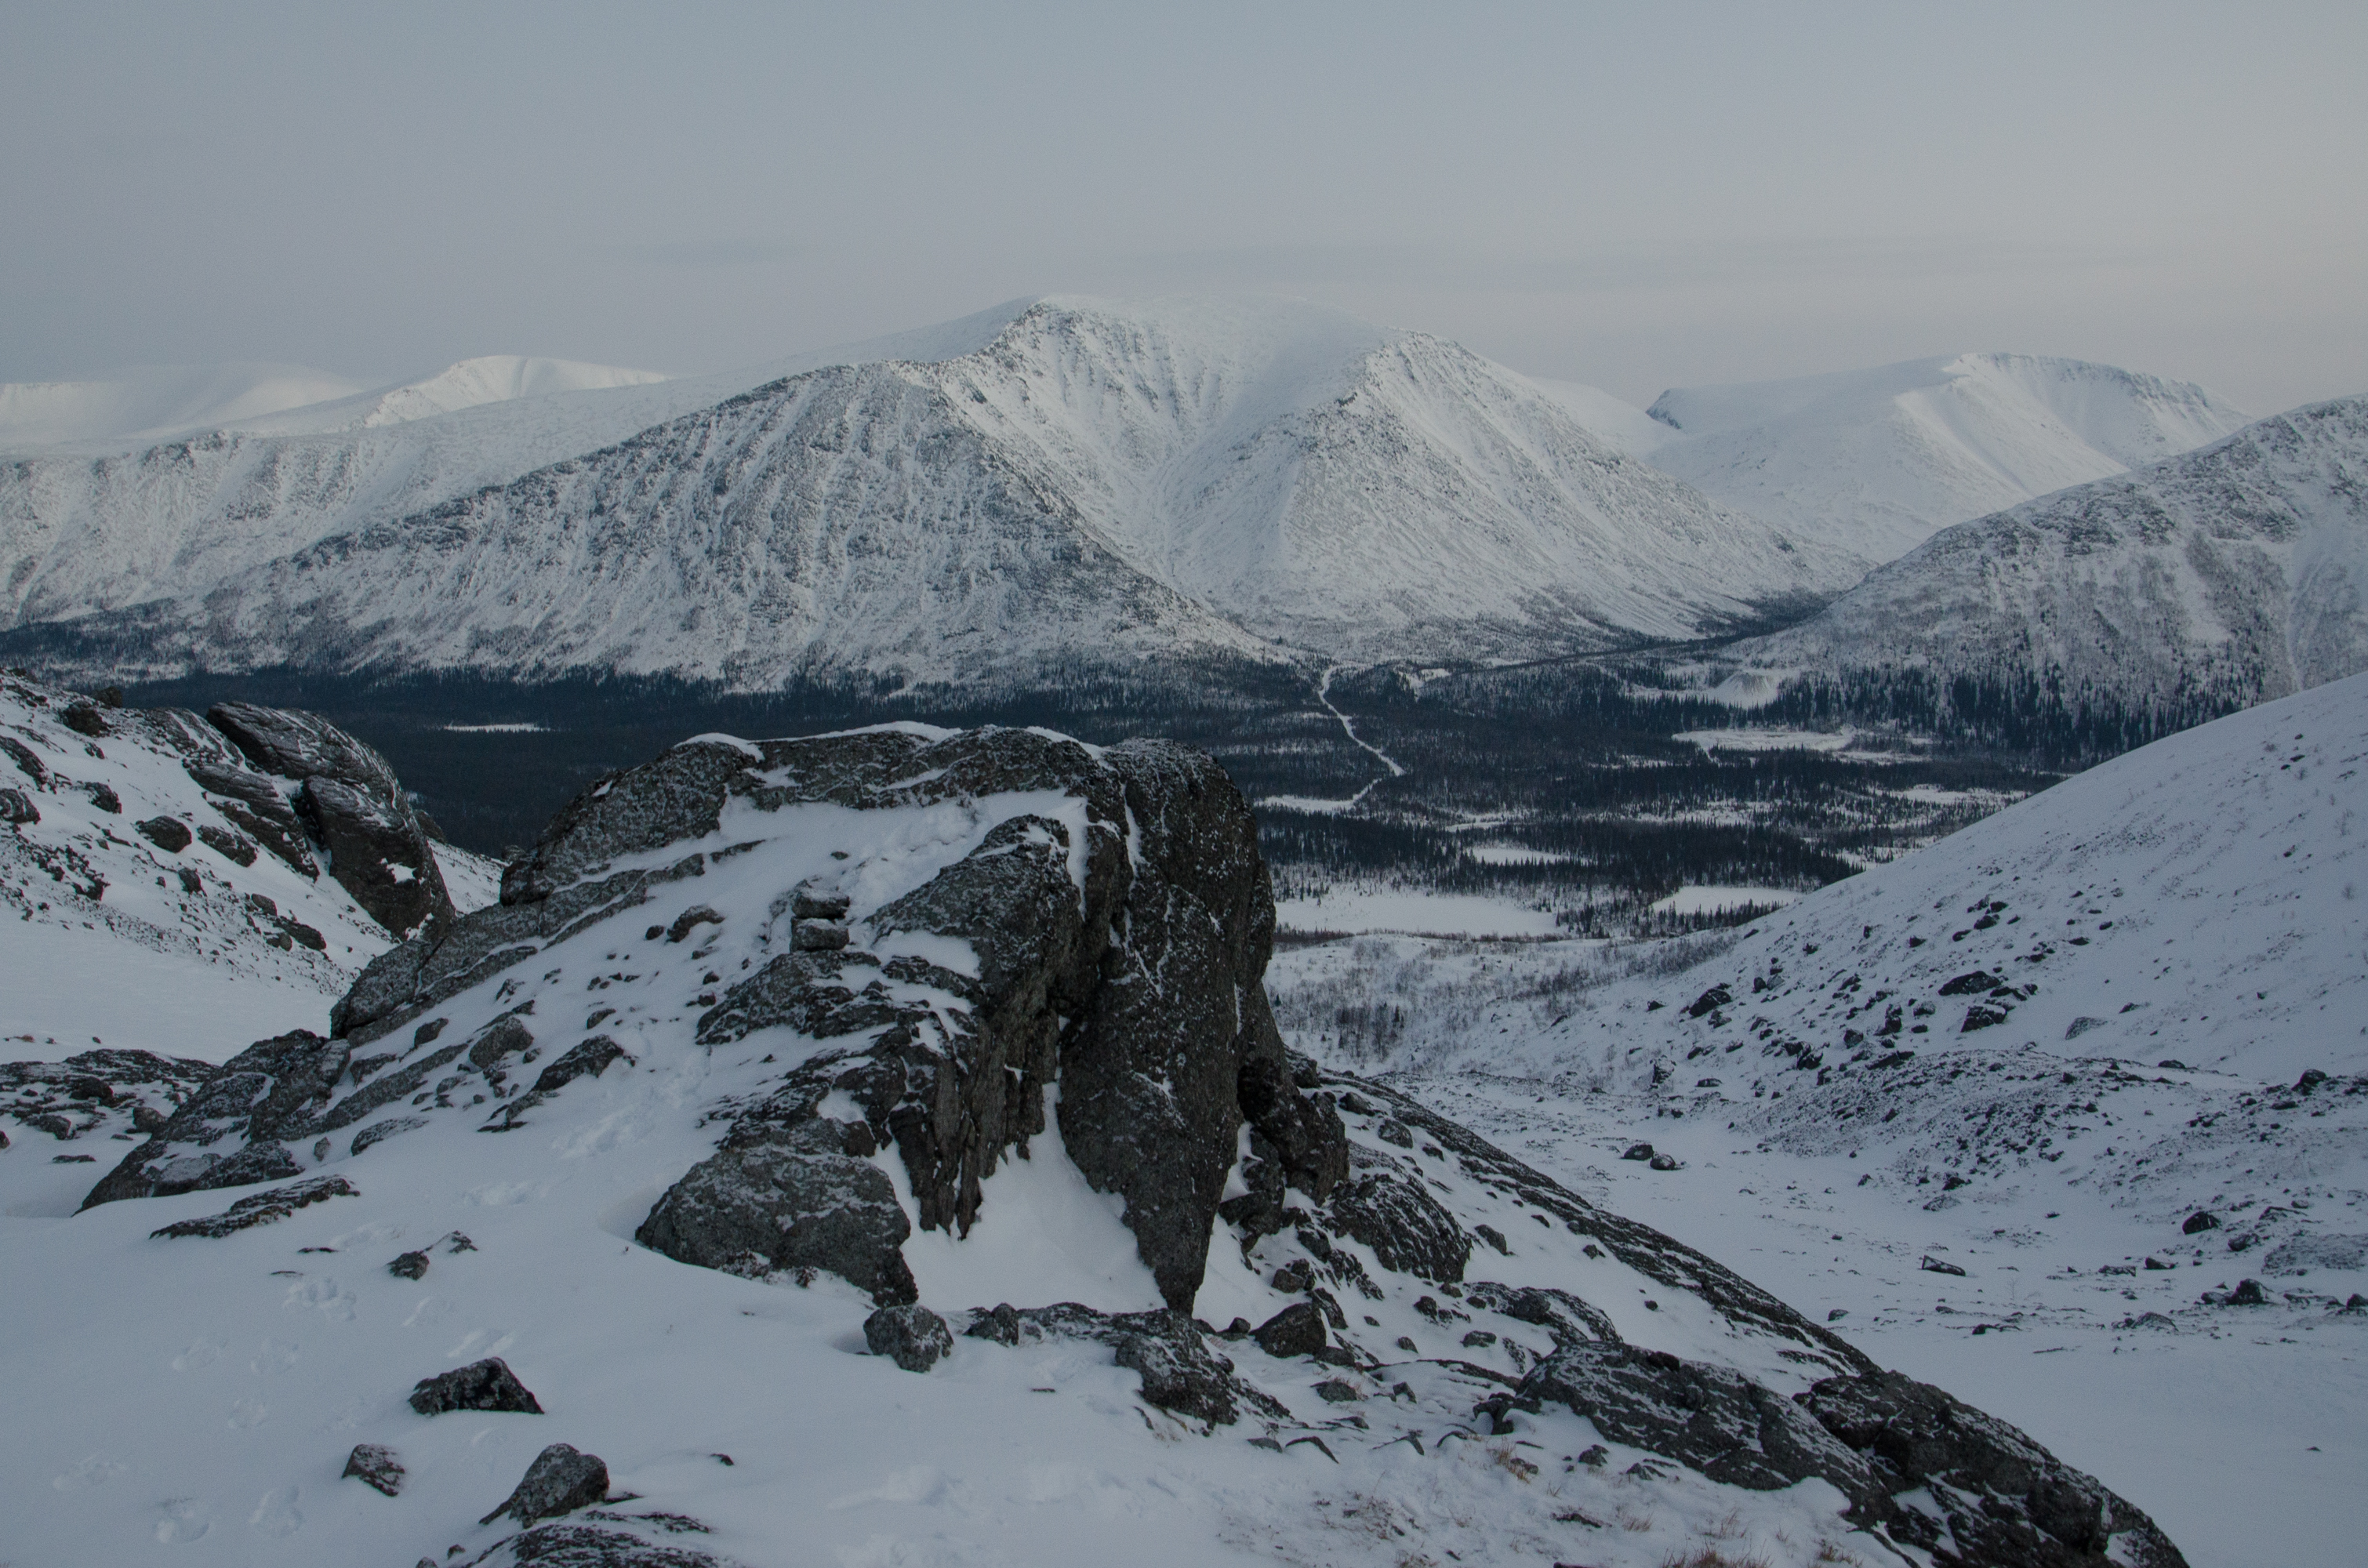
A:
1,719,2188,1568
0,302,1037,630
5,297,1861,687
1725,395,2368,720
1640,354,2252,563
1,675,497,1061
0,364,371,453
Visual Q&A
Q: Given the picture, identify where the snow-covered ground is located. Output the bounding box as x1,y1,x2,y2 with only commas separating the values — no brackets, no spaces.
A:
1264,671,2368,1566
1274,887,1562,938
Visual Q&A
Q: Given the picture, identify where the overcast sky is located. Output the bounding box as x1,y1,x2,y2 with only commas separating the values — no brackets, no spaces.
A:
5,2,2363,413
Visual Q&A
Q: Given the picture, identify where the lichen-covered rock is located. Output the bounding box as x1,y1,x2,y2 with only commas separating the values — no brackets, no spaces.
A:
1322,1152,1473,1283
206,701,452,937
635,1120,918,1305
147,1175,358,1238
410,1356,544,1416
342,1442,405,1496
482,1443,608,1526
1519,1341,1885,1514
1803,1369,2188,1568
864,1304,954,1371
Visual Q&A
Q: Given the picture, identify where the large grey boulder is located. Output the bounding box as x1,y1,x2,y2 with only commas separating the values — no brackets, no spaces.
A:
1519,1341,1884,1512
635,1120,918,1306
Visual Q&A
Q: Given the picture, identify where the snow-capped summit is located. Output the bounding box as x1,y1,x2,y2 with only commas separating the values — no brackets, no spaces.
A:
1642,352,2252,562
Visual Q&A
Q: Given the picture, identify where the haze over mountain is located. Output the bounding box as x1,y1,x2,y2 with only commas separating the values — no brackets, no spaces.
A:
1636,354,2253,563
5,296,1861,688
1725,394,2368,721
0,364,372,454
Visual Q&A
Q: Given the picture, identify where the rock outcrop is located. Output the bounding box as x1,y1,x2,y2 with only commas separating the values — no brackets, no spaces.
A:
205,701,452,936
334,724,1347,1312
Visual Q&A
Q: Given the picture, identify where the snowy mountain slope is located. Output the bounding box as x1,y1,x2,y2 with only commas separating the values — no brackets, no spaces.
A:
1455,666,2368,1094
0,301,1037,630
1643,354,2252,563
8,297,1862,685
947,298,1858,660
0,720,2188,1568
0,363,370,453
1524,376,1675,456
0,676,497,1065
1725,395,2368,720
1258,673,2368,1565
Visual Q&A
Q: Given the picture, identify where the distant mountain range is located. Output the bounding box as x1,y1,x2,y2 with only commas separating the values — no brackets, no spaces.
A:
8,299,2345,728
2,297,1858,687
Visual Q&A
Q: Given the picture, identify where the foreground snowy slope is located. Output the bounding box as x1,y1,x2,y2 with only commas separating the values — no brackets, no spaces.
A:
6,297,1860,684
1727,395,2368,721
0,302,1035,630
0,676,496,1063
1504,667,2368,1088
1345,673,2368,1564
1642,354,2251,562
2,723,2185,1568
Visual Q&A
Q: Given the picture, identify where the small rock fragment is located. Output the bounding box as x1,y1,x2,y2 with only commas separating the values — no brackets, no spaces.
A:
342,1443,405,1497
1621,1142,1654,1161
387,1250,430,1281
1919,1255,1967,1277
